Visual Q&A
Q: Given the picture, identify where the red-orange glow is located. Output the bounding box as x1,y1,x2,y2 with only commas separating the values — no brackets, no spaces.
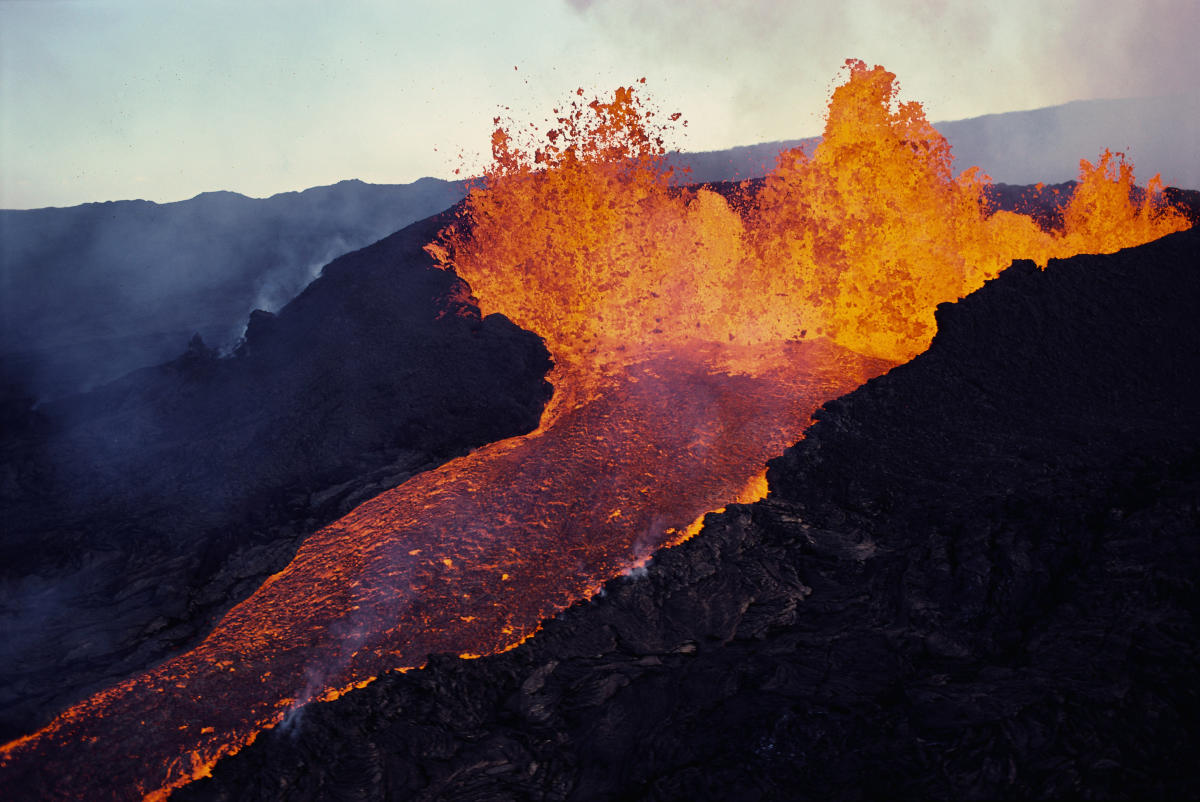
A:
1,61,1190,800
750,62,1188,361
433,60,1187,365
425,82,702,366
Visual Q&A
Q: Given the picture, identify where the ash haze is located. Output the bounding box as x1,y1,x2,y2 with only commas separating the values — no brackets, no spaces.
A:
2,0,1198,209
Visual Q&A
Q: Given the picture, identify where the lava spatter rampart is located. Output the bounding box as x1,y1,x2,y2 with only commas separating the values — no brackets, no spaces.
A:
0,60,1190,799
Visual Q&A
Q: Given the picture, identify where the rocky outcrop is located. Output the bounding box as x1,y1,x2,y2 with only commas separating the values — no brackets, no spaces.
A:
183,224,1200,801
0,211,552,743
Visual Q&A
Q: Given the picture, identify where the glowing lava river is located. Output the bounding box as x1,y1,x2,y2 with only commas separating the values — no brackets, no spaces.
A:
0,342,890,800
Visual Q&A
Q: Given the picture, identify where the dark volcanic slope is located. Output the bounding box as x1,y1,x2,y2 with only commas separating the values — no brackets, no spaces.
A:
184,225,1200,801
0,177,467,398
0,211,551,743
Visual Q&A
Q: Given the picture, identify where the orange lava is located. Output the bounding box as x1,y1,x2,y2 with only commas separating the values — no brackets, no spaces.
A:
431,60,1187,366
1,60,1190,799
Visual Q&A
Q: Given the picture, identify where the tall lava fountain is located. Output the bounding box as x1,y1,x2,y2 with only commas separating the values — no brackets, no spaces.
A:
0,60,1188,800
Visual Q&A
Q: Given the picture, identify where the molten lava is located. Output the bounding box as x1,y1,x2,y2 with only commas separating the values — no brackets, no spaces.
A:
0,60,1189,800
432,60,1187,365
0,344,887,799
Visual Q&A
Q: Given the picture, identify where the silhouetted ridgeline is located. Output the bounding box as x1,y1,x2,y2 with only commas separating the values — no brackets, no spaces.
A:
184,225,1199,801
668,93,1200,190
0,177,467,398
941,93,1200,189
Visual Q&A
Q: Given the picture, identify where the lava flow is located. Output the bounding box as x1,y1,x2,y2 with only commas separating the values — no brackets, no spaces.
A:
0,60,1189,800
0,343,888,800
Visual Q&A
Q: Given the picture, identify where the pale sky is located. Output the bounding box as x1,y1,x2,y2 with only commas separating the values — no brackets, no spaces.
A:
2,0,1197,209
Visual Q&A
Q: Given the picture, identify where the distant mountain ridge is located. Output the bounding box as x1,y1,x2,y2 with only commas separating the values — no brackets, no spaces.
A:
0,177,467,398
940,92,1200,189
668,92,1200,190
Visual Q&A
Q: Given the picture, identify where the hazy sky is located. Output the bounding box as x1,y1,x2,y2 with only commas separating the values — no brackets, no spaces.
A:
2,0,1197,209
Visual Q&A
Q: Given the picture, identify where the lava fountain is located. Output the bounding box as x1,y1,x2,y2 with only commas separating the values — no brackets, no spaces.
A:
0,61,1188,800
